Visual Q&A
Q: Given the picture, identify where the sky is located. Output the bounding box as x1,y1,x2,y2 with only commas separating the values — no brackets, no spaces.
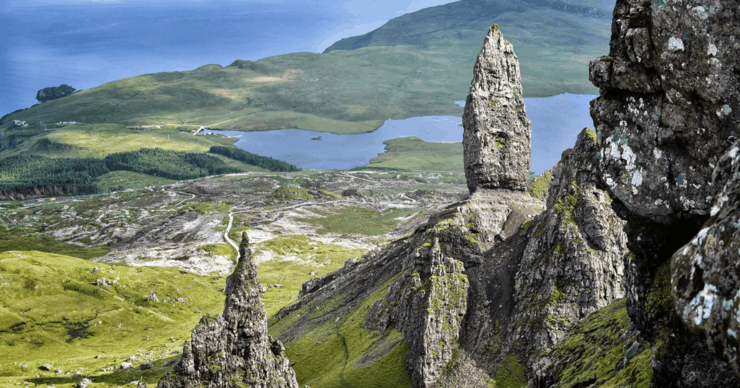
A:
0,0,460,115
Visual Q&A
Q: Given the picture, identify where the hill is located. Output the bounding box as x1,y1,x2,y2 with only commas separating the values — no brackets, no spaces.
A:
1,0,610,136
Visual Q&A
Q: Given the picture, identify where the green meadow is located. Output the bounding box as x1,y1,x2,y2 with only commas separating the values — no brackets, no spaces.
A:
0,251,226,387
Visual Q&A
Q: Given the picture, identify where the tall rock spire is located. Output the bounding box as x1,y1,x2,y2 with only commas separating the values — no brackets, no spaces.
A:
463,25,531,193
157,232,299,388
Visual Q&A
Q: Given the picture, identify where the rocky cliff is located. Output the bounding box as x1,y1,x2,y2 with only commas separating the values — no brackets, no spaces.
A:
36,84,76,102
589,0,740,385
157,233,299,388
673,139,740,378
271,26,632,388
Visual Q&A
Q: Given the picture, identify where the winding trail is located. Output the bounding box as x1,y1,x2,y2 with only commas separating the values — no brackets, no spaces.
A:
173,192,196,207
224,212,239,256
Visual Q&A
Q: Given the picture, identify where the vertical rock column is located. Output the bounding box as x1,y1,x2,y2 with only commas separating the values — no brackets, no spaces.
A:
158,233,299,388
463,25,531,193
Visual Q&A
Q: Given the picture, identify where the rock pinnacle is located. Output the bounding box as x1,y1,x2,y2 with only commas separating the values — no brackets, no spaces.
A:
463,25,531,193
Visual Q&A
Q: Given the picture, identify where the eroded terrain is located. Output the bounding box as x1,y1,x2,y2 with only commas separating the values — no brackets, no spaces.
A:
0,169,473,387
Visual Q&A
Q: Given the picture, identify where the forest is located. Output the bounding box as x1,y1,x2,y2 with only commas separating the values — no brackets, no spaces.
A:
209,146,301,172
0,148,248,198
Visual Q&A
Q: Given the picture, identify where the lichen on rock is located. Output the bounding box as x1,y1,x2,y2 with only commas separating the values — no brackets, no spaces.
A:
588,0,740,385
672,140,740,377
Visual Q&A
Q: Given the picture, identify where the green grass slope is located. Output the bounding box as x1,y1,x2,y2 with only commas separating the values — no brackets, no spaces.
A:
0,226,111,259
2,47,467,135
255,235,367,316
269,274,413,388
324,0,611,97
544,299,653,387
0,124,275,195
363,136,463,172
0,251,225,387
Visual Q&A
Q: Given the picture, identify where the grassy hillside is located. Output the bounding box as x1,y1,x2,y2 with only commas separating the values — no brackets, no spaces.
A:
543,299,653,387
2,48,467,135
363,137,463,172
269,274,413,388
325,0,611,96
2,0,610,135
0,251,226,387
0,124,279,195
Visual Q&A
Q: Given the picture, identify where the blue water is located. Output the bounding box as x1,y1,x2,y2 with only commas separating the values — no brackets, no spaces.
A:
206,93,597,173
204,116,463,170
0,1,458,115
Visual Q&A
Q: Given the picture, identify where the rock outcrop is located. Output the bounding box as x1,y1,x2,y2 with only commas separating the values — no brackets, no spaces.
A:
589,0,740,385
673,140,740,377
463,25,531,193
514,129,628,381
36,84,76,102
157,233,299,388
273,23,633,385
433,129,629,387
280,128,630,388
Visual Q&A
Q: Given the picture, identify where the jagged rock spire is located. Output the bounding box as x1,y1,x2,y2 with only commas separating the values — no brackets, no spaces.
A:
463,25,531,193
157,233,299,388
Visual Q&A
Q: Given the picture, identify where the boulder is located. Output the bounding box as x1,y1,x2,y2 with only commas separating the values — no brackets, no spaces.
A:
36,84,76,102
76,378,92,388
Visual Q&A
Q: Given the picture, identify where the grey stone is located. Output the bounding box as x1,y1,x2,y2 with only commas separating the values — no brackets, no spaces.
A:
36,84,76,102
140,363,153,370
157,233,299,388
673,140,740,377
146,291,158,302
76,378,92,388
588,0,740,385
463,25,531,193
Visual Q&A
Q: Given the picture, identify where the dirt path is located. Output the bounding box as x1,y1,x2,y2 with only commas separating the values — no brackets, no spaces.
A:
173,192,196,207
224,212,239,256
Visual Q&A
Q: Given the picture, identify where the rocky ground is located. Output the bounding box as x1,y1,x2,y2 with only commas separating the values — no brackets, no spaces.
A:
1,170,468,276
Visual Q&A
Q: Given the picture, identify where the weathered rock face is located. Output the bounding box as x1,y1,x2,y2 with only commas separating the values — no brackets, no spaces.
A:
463,25,531,193
514,129,628,381
36,84,76,102
673,140,740,377
157,233,299,388
431,129,627,387
589,0,740,385
365,237,469,388
274,127,631,388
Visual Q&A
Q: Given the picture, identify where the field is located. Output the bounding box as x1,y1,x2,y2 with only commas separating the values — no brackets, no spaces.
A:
0,251,226,387
363,137,463,172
